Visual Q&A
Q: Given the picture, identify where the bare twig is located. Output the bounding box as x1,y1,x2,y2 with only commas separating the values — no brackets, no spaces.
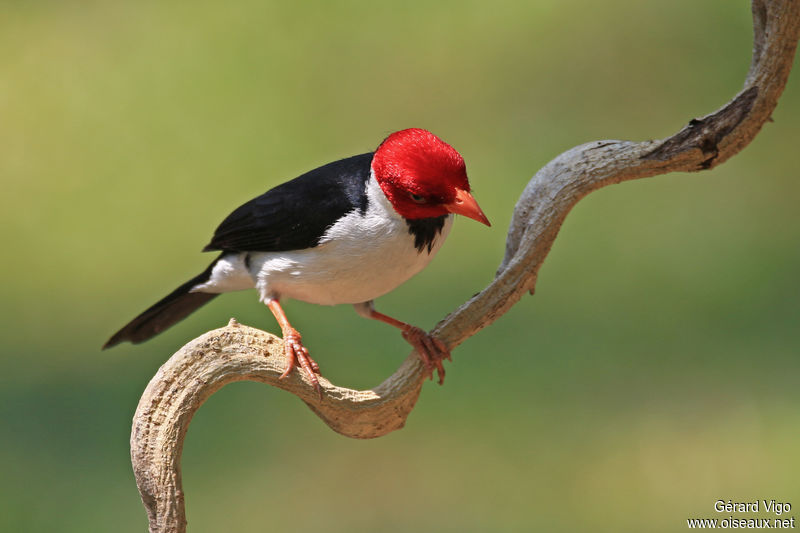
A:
131,2,800,531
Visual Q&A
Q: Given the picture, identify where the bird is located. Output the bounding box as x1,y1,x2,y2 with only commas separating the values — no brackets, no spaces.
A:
103,128,490,396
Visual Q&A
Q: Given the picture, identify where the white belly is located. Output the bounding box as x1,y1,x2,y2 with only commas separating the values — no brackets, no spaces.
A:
251,213,452,305
192,176,453,306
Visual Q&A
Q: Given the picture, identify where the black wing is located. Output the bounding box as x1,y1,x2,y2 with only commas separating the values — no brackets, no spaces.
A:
203,152,374,253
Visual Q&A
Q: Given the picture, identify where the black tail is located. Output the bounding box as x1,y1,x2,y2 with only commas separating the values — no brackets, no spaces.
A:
103,259,221,349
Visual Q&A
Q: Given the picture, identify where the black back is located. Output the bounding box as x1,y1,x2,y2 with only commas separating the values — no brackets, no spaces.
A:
203,153,373,252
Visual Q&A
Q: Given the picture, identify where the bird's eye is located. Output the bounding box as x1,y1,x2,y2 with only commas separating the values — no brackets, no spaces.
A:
409,193,427,204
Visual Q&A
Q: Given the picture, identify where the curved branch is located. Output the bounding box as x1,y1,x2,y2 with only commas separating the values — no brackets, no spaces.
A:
131,2,800,531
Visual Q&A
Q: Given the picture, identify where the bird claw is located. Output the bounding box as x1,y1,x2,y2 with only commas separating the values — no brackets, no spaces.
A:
402,326,450,384
279,330,322,398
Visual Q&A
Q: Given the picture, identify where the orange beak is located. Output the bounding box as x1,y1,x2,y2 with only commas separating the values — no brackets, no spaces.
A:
444,188,491,226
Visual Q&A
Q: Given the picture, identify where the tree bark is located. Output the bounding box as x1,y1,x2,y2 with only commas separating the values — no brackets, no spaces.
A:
131,1,800,531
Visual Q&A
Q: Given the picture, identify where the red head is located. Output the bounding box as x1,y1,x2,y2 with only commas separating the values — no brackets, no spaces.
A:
371,128,490,225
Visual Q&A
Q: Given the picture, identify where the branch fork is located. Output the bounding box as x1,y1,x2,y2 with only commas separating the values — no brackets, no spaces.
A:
130,2,800,531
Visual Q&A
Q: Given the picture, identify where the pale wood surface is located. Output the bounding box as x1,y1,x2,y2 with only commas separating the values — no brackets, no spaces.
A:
130,2,800,531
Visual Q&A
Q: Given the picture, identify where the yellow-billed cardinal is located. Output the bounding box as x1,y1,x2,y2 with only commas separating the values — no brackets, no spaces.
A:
104,128,490,395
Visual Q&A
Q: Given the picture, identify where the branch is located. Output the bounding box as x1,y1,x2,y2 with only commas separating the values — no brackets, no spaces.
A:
131,2,800,531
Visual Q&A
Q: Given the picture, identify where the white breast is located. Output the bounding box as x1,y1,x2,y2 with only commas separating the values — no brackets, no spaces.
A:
250,176,453,306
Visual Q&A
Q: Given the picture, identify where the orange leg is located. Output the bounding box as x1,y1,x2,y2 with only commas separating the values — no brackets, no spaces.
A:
266,300,321,397
356,302,451,384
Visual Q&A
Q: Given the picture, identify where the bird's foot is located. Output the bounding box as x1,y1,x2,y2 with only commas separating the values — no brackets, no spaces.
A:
279,329,322,398
401,326,451,385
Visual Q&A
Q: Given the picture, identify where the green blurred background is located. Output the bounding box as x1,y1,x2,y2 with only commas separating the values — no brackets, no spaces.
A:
2,1,798,531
